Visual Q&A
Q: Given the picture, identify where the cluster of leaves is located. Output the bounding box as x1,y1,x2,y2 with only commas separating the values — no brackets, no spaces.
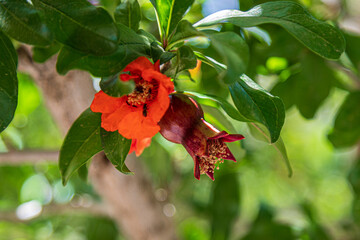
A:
0,0,352,185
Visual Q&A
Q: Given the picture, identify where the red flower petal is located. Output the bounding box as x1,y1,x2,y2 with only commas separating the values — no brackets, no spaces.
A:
90,91,123,113
147,85,171,123
123,57,154,74
129,138,152,156
117,110,160,139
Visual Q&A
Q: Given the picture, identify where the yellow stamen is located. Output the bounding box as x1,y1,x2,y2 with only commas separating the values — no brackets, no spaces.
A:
127,80,154,106
198,139,228,174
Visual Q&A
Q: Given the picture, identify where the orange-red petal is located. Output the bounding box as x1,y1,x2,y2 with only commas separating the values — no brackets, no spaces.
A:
123,57,154,74
147,85,171,123
90,91,123,113
100,97,129,132
142,69,174,91
129,138,152,156
119,74,139,82
117,109,160,139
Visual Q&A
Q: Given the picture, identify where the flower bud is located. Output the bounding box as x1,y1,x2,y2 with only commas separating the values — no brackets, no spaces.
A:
159,93,244,180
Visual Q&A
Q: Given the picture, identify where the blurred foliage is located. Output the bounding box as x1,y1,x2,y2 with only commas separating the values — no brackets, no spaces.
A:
1,0,360,240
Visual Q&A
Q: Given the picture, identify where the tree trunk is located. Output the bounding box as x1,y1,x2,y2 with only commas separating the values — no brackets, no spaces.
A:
17,46,177,240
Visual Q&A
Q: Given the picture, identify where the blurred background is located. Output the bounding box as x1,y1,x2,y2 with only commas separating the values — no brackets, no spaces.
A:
1,0,360,239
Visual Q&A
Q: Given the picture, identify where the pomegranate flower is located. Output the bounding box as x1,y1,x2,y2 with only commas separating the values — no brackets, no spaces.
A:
159,93,244,180
91,57,174,155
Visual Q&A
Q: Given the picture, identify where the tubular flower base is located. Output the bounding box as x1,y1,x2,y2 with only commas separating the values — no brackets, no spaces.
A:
91,57,174,155
159,93,244,180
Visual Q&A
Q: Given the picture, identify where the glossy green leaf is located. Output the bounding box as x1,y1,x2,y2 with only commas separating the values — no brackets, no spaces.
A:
56,24,150,77
168,20,203,48
229,75,285,143
114,0,141,31
100,74,134,98
0,0,52,46
150,0,195,39
194,1,345,59
245,27,271,46
208,32,249,84
59,108,102,185
202,105,237,133
100,128,132,174
184,91,249,122
0,30,18,133
194,51,226,73
210,173,240,240
248,123,292,177
165,46,197,77
56,44,147,77
32,0,119,56
328,92,360,148
32,42,61,63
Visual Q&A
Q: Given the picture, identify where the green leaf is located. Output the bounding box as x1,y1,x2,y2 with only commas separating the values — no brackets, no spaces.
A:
165,46,197,77
272,53,334,119
77,162,89,182
248,123,292,177
344,32,360,73
150,0,195,40
328,92,360,148
56,24,150,77
114,0,141,31
194,51,226,73
245,27,271,46
149,42,176,64
0,0,52,46
56,44,147,77
184,91,249,122
202,105,237,133
168,20,203,48
100,128,132,174
32,42,61,63
32,0,119,56
194,1,345,59
229,74,285,143
208,32,249,84
0,30,18,133
59,108,102,185
210,173,240,240
100,74,134,97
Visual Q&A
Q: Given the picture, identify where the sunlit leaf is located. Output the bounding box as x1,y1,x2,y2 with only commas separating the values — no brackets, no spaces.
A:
194,1,345,59
150,0,195,39
229,75,285,143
